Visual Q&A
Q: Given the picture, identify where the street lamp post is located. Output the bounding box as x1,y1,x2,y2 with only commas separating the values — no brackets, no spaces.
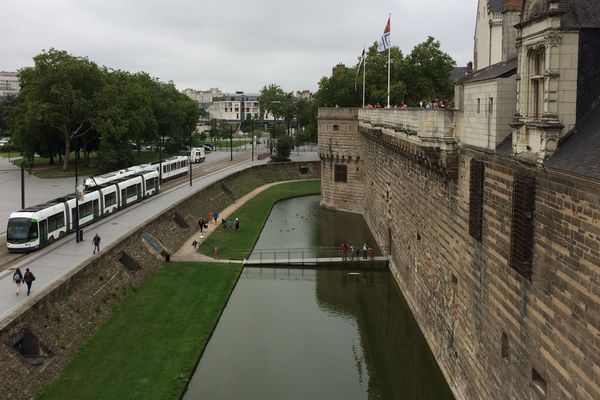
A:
229,125,233,161
158,136,163,182
20,160,25,209
189,124,193,187
74,140,80,243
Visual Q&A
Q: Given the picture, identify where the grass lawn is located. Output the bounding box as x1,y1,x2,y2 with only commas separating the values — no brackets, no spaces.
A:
38,262,242,400
199,180,321,260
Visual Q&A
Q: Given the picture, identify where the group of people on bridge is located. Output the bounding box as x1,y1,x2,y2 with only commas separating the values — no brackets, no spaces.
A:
340,243,375,261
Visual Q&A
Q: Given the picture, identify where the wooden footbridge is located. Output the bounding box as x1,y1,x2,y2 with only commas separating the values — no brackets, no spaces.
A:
242,247,389,268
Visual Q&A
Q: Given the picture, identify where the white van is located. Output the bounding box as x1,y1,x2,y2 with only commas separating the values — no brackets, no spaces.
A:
190,147,206,163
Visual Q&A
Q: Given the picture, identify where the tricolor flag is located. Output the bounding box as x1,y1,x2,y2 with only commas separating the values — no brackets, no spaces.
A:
354,46,366,91
378,16,391,52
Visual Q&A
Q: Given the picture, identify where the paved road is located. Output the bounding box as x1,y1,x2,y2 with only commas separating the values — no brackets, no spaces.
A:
0,148,318,327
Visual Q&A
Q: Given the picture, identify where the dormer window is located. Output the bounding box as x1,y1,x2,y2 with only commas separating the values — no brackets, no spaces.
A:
529,48,545,119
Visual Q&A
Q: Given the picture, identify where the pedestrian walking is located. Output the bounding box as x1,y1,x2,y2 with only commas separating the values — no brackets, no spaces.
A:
198,217,205,233
213,246,219,259
234,218,240,231
13,268,23,296
213,210,219,224
93,234,101,254
221,219,227,229
340,243,347,261
227,218,233,229
24,268,35,296
192,239,198,249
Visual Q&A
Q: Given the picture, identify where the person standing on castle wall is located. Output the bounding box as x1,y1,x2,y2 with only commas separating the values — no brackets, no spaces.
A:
362,243,368,259
13,267,23,296
368,245,374,260
349,243,355,261
23,268,35,296
93,234,101,254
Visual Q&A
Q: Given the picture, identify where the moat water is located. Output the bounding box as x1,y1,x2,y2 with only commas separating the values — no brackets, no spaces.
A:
184,195,454,400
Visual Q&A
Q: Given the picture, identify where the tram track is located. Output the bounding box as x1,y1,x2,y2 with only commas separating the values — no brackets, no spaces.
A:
0,151,255,274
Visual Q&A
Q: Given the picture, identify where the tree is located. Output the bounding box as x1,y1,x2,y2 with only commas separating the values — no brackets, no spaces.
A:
272,135,292,162
11,49,104,171
0,95,18,136
404,36,456,104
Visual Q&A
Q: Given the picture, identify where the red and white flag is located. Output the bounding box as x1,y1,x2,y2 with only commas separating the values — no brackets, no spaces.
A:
378,16,391,52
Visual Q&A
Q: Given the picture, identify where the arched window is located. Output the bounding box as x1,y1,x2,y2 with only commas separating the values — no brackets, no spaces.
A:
529,48,545,118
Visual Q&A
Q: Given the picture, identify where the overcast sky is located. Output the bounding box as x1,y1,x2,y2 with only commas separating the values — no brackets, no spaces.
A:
1,0,478,94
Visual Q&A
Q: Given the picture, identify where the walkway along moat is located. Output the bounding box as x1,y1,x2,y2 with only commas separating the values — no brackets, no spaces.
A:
184,196,454,399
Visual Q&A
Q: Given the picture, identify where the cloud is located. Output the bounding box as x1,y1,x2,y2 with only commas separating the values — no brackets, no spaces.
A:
1,0,477,93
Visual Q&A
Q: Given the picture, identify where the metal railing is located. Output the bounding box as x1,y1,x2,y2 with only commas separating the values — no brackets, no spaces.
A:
246,246,387,265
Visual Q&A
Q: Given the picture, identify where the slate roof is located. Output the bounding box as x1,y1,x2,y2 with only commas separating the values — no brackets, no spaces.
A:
496,134,513,155
490,0,504,12
460,58,517,84
521,0,600,28
452,66,470,82
559,0,600,28
546,106,600,179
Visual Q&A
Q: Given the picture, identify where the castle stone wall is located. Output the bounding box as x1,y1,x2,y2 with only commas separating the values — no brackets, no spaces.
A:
320,108,599,400
318,108,364,213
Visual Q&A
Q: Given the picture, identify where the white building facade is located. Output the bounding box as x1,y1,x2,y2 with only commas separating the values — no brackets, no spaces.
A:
209,93,275,123
0,72,19,98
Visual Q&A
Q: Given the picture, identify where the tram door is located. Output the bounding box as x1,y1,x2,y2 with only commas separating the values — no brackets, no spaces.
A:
93,200,99,218
39,220,48,245
121,188,127,207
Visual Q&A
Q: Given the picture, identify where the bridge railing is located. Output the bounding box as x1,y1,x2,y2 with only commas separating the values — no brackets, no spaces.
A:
247,246,386,263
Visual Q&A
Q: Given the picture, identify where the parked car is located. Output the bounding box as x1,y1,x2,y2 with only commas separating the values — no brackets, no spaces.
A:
0,137,11,146
144,144,165,152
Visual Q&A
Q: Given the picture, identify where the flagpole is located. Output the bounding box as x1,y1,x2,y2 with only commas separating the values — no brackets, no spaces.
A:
387,14,391,108
362,44,366,108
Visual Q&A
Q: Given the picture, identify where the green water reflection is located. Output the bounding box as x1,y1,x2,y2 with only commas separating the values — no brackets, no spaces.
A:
184,196,453,400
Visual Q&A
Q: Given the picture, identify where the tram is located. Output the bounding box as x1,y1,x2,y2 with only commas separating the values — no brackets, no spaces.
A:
6,154,193,252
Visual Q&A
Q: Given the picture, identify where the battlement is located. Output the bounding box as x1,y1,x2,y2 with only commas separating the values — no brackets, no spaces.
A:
358,108,458,178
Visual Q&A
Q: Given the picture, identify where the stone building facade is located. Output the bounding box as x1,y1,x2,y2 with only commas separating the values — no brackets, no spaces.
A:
319,1,600,399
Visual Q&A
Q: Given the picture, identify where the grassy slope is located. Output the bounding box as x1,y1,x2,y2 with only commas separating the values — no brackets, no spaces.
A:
199,180,321,260
38,262,242,400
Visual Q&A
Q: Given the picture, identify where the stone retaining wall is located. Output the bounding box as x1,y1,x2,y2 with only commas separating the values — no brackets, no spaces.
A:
0,161,320,399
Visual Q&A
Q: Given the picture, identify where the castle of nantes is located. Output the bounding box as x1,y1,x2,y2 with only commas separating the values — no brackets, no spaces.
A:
319,1,600,399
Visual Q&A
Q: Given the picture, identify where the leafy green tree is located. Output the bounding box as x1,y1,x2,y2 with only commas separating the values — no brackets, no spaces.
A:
0,95,18,136
269,124,287,139
11,49,104,170
403,36,455,104
272,135,292,162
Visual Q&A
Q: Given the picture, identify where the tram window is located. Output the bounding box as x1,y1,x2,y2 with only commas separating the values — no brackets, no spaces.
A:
105,192,117,207
126,186,137,198
7,218,31,240
47,212,65,231
29,221,38,239
146,178,157,191
79,202,94,218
